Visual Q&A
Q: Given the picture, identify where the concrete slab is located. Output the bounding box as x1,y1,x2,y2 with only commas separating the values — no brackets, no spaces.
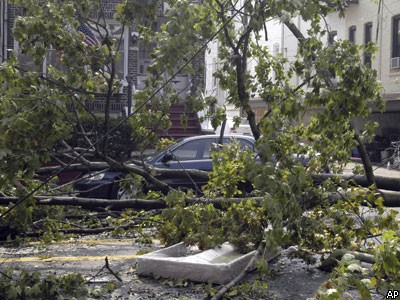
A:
136,242,256,284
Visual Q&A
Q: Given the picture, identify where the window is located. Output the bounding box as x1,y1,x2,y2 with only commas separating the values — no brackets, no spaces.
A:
392,15,400,58
212,58,217,87
224,138,254,152
349,26,356,44
172,140,201,160
328,30,337,46
364,22,373,66
152,21,158,32
172,139,211,161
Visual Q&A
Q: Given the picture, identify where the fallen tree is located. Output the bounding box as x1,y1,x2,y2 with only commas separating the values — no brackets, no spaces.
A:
0,196,167,210
0,195,264,211
1,188,400,210
1,0,397,298
312,173,400,192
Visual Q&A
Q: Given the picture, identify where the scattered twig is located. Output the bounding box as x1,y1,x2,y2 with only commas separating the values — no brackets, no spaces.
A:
86,256,122,283
0,270,13,280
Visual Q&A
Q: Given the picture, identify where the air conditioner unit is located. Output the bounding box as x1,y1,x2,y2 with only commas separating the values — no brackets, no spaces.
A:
391,57,400,69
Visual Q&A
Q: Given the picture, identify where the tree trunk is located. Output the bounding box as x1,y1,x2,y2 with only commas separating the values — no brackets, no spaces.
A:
312,173,400,193
0,195,266,210
1,186,400,211
353,129,375,186
374,189,400,207
0,196,167,210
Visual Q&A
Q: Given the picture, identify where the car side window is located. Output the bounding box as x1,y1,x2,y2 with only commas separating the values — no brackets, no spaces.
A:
203,139,219,159
172,140,204,161
237,139,254,151
222,138,254,151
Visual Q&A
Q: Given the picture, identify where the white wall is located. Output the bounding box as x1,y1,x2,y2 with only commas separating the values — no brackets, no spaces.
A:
253,0,400,101
203,0,400,134
340,0,400,97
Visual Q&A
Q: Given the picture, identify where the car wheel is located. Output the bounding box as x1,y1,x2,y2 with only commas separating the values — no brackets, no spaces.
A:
116,187,131,200
113,184,139,200
116,188,129,200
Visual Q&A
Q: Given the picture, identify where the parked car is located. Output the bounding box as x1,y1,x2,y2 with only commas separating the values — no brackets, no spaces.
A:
73,134,325,199
73,135,256,199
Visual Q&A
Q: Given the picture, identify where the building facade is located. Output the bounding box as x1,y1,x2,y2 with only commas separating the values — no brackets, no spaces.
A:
0,1,204,138
205,0,400,144
335,0,400,142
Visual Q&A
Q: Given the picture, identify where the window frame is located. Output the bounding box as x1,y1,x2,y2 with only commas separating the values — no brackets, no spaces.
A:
392,15,400,59
349,25,356,44
171,139,210,161
364,22,373,66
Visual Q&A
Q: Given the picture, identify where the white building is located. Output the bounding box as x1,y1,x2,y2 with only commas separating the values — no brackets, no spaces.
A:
204,0,400,142
326,0,400,141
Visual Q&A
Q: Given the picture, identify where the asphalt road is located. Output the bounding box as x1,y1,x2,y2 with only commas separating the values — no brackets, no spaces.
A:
0,238,143,277
0,238,329,299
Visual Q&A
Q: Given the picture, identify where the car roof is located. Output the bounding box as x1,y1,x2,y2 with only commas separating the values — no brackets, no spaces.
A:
179,134,255,143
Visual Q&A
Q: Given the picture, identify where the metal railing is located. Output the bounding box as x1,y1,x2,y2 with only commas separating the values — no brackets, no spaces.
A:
66,100,128,114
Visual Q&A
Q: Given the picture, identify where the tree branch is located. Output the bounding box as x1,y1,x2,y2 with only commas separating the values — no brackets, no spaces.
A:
319,249,375,272
215,0,237,51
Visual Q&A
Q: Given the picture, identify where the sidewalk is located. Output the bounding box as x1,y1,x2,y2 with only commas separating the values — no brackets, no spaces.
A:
343,160,400,178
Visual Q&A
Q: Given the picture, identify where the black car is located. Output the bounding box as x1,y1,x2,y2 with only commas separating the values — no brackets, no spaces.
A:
73,135,256,199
